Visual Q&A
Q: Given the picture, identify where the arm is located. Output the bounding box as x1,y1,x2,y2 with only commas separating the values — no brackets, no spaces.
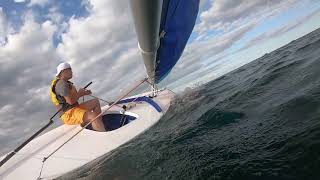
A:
56,80,91,105
64,87,91,105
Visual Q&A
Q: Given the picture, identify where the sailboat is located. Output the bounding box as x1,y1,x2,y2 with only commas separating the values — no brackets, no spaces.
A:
0,0,199,179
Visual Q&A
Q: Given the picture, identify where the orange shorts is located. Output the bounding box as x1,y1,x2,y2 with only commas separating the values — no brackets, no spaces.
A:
61,104,87,125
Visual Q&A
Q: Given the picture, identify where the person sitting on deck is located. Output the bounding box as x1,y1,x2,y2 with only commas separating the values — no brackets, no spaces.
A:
49,62,106,132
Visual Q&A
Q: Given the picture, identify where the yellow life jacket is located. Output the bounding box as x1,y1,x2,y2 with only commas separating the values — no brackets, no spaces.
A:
49,78,78,111
49,78,60,106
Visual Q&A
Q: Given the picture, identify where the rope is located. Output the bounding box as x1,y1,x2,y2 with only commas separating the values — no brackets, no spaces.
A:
88,94,111,104
119,94,141,127
119,106,127,127
166,88,177,95
38,78,148,172
145,77,177,96
88,94,123,108
37,158,46,180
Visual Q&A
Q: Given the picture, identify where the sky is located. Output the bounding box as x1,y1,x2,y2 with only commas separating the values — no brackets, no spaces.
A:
0,0,320,154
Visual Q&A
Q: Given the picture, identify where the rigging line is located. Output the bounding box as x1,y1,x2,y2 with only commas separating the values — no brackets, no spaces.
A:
166,88,176,95
37,159,45,180
88,94,110,104
120,95,140,127
146,74,178,100
88,94,123,108
145,78,159,96
145,78,155,87
119,107,127,127
147,71,178,97
88,74,159,107
37,153,93,180
41,78,148,164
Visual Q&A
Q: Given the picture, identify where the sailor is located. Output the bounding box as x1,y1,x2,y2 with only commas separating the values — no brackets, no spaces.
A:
49,62,106,132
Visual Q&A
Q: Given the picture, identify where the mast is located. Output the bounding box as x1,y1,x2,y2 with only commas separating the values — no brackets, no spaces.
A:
130,0,199,90
130,0,163,85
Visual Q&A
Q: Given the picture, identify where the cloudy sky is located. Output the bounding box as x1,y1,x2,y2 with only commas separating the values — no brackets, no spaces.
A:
0,0,319,154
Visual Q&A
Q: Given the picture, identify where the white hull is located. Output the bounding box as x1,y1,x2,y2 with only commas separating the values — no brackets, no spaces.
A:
0,89,173,180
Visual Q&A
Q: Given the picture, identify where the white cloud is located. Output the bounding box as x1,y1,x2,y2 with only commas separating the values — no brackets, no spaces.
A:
28,0,50,7
163,0,312,87
0,12,60,154
81,0,93,12
13,0,26,3
0,8,8,45
238,9,320,52
0,104,15,115
196,0,300,38
46,6,64,24
57,0,145,99
161,19,258,87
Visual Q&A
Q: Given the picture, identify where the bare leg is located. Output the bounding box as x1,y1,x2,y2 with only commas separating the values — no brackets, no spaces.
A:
80,99,106,131
80,99,101,114
83,111,106,132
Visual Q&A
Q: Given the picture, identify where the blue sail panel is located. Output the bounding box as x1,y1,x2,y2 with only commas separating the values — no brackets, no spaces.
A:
155,0,199,84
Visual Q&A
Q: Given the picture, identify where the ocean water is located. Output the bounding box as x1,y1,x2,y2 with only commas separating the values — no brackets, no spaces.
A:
58,28,320,180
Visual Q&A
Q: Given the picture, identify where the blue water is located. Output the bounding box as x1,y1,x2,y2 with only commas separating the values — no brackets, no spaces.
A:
58,28,320,180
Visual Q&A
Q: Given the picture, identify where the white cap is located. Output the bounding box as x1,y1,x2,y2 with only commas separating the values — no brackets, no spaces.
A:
56,62,71,76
